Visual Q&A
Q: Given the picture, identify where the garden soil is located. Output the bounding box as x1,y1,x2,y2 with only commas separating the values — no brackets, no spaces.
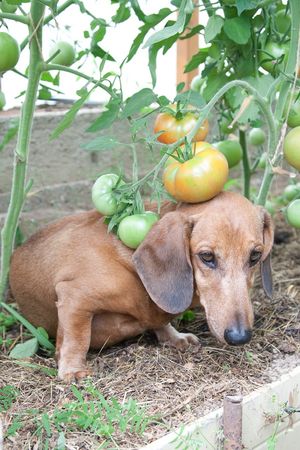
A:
0,214,300,449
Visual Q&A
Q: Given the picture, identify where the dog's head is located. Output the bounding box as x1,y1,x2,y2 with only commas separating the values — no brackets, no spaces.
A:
133,192,274,346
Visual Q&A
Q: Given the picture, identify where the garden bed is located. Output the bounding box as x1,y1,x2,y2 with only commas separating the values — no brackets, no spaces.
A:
0,215,300,449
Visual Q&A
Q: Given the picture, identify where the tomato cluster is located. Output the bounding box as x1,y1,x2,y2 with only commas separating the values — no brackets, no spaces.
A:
91,174,159,249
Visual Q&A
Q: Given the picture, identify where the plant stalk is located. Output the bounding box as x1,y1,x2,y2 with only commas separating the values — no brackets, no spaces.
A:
239,130,251,199
0,0,45,302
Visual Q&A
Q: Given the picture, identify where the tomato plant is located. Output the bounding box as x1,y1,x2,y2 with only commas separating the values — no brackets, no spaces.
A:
118,212,159,249
274,9,291,34
283,126,300,170
213,140,242,168
286,199,300,228
0,1,17,13
154,106,209,144
287,100,300,128
283,184,300,202
49,41,75,67
259,41,288,74
92,174,124,217
163,149,228,203
0,32,20,72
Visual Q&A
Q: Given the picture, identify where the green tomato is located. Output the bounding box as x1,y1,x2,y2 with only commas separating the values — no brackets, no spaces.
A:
0,91,6,110
213,140,243,168
283,126,300,171
265,200,275,216
190,75,203,92
219,117,236,135
92,174,122,216
283,184,300,202
287,101,300,128
0,0,17,12
248,128,266,146
0,32,20,72
118,212,159,249
274,10,291,34
49,41,75,67
259,41,288,74
257,152,267,169
286,199,300,228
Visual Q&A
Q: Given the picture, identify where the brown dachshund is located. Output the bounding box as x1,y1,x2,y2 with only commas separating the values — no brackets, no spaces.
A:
9,191,274,381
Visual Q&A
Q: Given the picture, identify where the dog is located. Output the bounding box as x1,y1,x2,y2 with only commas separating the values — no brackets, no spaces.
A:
9,191,274,381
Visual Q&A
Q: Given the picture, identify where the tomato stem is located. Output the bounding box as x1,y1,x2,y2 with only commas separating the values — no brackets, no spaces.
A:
0,0,45,302
0,12,29,25
239,130,251,200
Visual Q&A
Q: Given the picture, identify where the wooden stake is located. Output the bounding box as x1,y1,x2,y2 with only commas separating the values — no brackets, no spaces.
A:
223,394,243,450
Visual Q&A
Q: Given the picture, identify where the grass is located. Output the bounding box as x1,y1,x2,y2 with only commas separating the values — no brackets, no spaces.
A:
3,381,158,449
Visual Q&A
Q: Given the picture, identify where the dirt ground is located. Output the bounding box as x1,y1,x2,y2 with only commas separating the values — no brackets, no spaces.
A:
0,214,300,450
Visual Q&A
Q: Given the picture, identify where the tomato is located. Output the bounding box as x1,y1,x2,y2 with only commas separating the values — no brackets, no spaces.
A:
257,152,267,169
274,10,291,34
92,174,123,216
219,117,236,135
154,106,209,144
259,41,287,74
283,185,300,202
0,32,20,72
0,1,17,12
287,101,300,128
190,75,203,92
213,140,242,168
248,128,266,146
118,212,159,249
49,41,75,67
283,126,300,170
265,200,275,216
0,91,5,110
286,199,300,228
163,149,228,203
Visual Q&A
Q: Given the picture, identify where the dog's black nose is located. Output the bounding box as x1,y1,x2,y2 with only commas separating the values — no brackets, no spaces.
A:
224,328,252,346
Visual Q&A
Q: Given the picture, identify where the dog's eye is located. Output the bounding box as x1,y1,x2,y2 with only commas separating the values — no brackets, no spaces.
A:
198,252,217,269
249,250,262,266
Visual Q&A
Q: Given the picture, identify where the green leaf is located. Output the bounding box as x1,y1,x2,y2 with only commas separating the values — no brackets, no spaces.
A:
9,338,38,359
223,17,251,45
204,15,224,44
91,44,115,61
112,3,130,23
0,302,55,351
82,136,123,152
57,432,66,450
130,0,146,22
174,90,205,109
121,88,157,118
184,48,208,73
50,88,92,140
0,118,19,153
149,45,160,87
144,0,190,47
203,70,228,102
38,87,52,101
87,100,120,132
41,413,52,437
236,0,260,15
180,24,203,39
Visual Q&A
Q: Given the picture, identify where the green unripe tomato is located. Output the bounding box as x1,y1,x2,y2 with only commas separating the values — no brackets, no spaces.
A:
287,101,300,128
219,117,236,135
118,212,159,249
259,41,288,74
0,0,17,12
92,173,123,216
0,91,5,110
265,200,275,216
213,140,242,168
274,10,291,34
49,41,75,67
258,152,267,169
248,128,266,146
283,185,300,202
283,126,300,171
190,74,203,92
286,199,300,228
0,32,20,72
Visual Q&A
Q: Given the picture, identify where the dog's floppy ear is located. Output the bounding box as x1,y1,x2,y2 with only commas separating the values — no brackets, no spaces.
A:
259,208,274,299
132,211,194,314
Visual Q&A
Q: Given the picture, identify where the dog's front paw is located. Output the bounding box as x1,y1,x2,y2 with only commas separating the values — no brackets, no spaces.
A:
154,324,201,351
58,365,92,383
